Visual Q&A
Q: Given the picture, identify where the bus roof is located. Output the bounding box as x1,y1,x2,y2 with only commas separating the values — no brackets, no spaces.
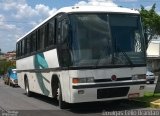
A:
17,5,139,42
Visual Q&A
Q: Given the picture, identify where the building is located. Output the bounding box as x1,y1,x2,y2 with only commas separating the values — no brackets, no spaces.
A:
4,51,16,61
147,40,160,73
0,51,16,61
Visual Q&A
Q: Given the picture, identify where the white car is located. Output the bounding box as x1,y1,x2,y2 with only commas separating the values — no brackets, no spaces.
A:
146,71,155,84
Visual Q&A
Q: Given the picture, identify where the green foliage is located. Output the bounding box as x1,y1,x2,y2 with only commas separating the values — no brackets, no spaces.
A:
135,92,160,107
140,4,160,44
0,60,16,75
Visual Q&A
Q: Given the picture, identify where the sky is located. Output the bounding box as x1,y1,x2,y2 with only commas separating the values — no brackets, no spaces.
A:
0,0,160,53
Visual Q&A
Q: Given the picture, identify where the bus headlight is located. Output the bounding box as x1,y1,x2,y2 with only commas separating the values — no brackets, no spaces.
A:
132,74,146,80
72,77,94,84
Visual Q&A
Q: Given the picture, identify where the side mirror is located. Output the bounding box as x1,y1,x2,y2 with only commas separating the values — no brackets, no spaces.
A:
144,32,148,41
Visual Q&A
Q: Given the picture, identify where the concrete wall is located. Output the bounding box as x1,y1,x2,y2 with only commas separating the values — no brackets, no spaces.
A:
147,41,160,57
147,41,160,74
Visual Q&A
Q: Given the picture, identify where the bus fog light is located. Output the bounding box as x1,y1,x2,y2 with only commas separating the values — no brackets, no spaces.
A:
139,86,145,90
128,93,139,99
78,90,84,94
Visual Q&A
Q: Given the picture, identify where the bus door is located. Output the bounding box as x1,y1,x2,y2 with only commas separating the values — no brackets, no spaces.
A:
56,14,71,68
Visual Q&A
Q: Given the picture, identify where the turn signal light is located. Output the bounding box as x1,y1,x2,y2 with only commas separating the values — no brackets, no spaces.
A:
72,78,79,84
72,77,94,84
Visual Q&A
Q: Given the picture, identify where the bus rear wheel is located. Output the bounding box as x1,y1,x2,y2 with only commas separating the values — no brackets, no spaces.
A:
25,78,32,97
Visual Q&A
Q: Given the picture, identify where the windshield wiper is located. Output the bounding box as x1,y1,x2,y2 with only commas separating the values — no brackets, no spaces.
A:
95,45,112,67
116,46,133,66
95,46,133,66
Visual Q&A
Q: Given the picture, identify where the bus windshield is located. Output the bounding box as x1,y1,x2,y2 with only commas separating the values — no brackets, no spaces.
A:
68,13,146,67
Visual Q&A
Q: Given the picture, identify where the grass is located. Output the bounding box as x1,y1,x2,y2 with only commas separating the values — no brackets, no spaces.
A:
144,92,160,97
135,92,160,106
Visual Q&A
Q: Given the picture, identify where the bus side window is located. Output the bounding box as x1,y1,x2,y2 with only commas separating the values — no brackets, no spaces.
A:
24,38,27,55
37,26,45,50
26,36,30,54
57,19,69,45
48,18,55,47
16,43,18,58
57,21,61,44
17,42,21,58
30,32,37,53
45,24,49,48
57,18,71,67
19,41,22,57
21,39,25,56
29,36,33,53
61,19,69,44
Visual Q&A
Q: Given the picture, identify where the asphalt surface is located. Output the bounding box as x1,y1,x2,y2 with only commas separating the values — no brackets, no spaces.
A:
0,78,158,116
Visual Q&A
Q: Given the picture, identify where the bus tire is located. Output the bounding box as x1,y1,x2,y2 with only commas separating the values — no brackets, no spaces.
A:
58,83,68,109
51,76,59,99
25,78,32,97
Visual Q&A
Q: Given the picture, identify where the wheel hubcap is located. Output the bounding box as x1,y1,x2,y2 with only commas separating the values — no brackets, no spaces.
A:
26,83,29,93
57,88,60,100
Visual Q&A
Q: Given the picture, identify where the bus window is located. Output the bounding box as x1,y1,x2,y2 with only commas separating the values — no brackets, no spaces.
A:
57,19,69,44
37,26,45,50
24,38,27,55
48,19,55,46
19,41,22,57
62,19,69,43
16,42,21,58
22,39,25,56
57,21,61,44
31,32,37,52
16,43,18,58
56,18,71,67
26,36,30,54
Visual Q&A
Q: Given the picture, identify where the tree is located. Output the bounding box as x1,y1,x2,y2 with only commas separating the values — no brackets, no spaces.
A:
0,59,16,75
140,4,160,47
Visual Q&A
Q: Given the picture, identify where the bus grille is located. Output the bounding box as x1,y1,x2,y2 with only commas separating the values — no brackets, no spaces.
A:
97,87,129,99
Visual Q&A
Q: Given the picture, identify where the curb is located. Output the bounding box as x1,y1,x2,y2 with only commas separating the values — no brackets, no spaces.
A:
150,99,160,108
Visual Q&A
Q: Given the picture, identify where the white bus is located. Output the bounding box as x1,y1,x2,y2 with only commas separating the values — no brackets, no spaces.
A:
16,5,147,109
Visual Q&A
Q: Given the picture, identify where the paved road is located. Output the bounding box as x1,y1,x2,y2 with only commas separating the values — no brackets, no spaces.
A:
0,79,158,116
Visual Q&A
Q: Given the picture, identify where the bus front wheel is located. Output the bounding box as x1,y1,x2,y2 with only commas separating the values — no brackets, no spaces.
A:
57,83,69,109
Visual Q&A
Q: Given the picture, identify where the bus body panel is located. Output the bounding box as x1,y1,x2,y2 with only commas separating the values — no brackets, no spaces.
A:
17,49,60,96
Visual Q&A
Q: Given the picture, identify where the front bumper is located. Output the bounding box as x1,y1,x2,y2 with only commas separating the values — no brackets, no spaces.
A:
70,81,146,103
73,81,146,89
